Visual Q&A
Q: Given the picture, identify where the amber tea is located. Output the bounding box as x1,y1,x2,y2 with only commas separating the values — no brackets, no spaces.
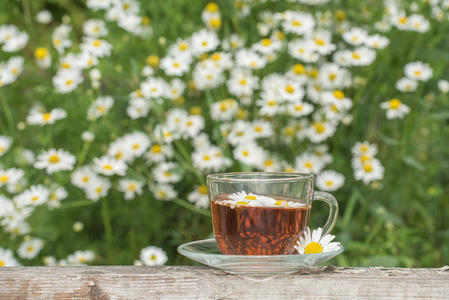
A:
211,193,311,255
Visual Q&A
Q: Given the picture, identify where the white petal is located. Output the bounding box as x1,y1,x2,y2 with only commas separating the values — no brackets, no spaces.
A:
319,234,335,247
323,242,341,252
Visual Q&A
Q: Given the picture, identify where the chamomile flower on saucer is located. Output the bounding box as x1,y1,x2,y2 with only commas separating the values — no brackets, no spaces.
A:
380,98,410,119
294,227,341,254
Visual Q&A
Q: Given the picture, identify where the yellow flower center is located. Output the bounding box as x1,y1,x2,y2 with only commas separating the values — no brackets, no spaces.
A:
333,90,345,99
236,201,249,205
268,100,277,106
239,78,247,85
264,159,273,167
209,18,222,28
291,20,302,27
172,62,180,68
61,62,71,69
0,175,8,183
314,38,325,46
295,105,303,111
163,171,171,177
203,155,210,161
65,79,73,86
285,85,295,93
103,164,113,170
352,52,361,59
35,47,49,59
151,144,162,153
53,38,62,46
244,195,257,200
211,53,221,61
275,200,288,207
49,155,60,163
305,161,313,169
399,16,407,24
242,150,249,157
363,164,373,172
199,185,208,194
96,187,103,194
360,155,371,163
0,261,4,267
261,38,271,46
128,183,136,191
304,242,323,254
313,122,326,134
292,64,305,75
82,176,89,183
31,196,39,202
151,254,157,261
414,70,422,76
132,144,140,149
325,180,333,186
202,41,208,46
205,2,219,12
284,126,295,137
146,55,160,67
141,17,151,25
43,113,51,121
360,145,369,152
27,246,34,252
389,99,402,109
92,39,101,47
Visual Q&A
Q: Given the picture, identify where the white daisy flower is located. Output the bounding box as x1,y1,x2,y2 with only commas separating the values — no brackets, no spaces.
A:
51,24,72,54
2,31,29,52
233,141,266,169
380,98,411,119
167,38,193,59
310,30,336,55
87,96,114,119
187,185,209,209
351,141,378,158
192,63,225,90
349,47,376,66
395,77,418,92
34,149,76,174
6,56,25,78
84,176,111,201
127,98,151,119
165,79,186,101
222,33,244,51
26,108,67,126
71,166,99,189
80,37,113,57
145,143,173,164
118,179,144,200
294,227,341,254
287,101,314,117
192,145,231,173
252,120,273,139
408,14,430,33
0,247,21,266
288,39,319,63
354,158,385,185
92,156,127,176
295,152,325,174
139,246,168,266
235,49,267,70
140,77,168,99
252,37,282,55
58,53,83,72
321,90,352,111
190,29,220,56
227,68,259,97
87,0,113,11
342,27,368,46
35,10,53,24
152,162,181,184
67,250,95,265
34,47,51,69
160,55,191,77
14,184,50,208
121,131,151,159
152,184,177,201
316,170,345,191
306,121,337,143
318,63,351,90
18,238,44,259
438,79,449,94
282,11,315,35
182,115,205,138
404,61,433,82
0,168,24,188
83,19,108,37
48,186,68,209
210,98,239,121
227,120,256,146
52,70,83,94
364,34,389,49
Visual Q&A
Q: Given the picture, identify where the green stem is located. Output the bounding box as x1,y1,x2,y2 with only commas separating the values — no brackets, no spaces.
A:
101,197,113,263
22,0,32,25
60,199,94,209
0,92,14,135
172,197,211,217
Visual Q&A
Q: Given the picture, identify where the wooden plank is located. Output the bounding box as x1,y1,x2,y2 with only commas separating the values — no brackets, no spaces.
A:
0,266,448,299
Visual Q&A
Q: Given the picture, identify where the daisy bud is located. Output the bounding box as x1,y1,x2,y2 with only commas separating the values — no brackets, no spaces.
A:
73,221,84,232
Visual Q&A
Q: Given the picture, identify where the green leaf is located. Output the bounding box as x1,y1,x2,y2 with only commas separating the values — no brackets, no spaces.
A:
402,156,425,171
430,111,449,120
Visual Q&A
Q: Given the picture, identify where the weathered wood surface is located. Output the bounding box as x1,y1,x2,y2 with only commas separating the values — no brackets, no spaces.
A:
1,265,448,299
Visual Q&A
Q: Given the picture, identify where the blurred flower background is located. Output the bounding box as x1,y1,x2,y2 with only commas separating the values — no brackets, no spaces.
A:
0,0,448,268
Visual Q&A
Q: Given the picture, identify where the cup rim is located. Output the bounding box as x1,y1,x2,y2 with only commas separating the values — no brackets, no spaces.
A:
206,172,314,182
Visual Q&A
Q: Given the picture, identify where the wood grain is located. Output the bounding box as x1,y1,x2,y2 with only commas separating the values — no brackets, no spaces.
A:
0,265,448,299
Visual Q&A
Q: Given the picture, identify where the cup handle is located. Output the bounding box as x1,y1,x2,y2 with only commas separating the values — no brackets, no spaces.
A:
313,191,339,235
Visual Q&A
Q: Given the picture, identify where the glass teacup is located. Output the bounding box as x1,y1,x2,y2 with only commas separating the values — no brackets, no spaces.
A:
207,172,338,255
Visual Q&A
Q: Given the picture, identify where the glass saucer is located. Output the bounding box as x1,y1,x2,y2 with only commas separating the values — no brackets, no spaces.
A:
178,239,344,276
